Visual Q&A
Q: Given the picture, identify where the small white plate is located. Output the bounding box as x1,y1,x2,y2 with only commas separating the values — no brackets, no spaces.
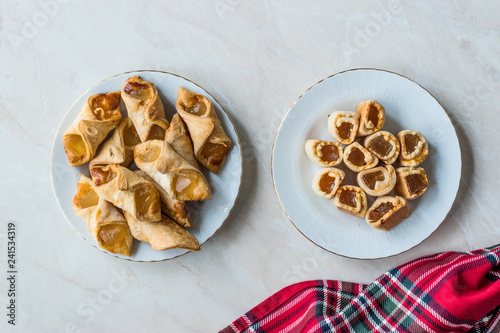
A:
51,70,242,262
272,68,461,259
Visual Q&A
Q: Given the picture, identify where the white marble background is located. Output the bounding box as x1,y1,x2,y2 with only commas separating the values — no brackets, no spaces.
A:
1,1,499,332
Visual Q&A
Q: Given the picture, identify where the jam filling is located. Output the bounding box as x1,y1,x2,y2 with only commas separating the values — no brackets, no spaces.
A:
146,124,166,141
137,145,161,164
123,81,152,100
201,142,229,165
172,171,200,197
135,185,159,219
367,104,379,127
91,168,117,187
75,183,99,209
369,136,393,157
319,144,339,162
406,174,427,195
186,95,208,116
64,134,87,162
368,202,394,222
91,92,120,120
123,122,141,146
319,174,337,194
347,147,367,166
362,171,386,190
339,189,357,208
337,122,353,140
98,224,127,247
404,134,420,154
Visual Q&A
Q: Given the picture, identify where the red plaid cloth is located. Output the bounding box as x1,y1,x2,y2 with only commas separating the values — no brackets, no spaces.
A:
221,245,500,333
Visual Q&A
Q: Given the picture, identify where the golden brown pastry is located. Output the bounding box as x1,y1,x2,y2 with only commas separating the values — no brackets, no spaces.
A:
397,130,428,166
90,164,161,222
357,165,396,196
363,131,400,165
334,185,368,218
134,140,212,201
305,140,343,167
134,170,191,228
343,142,379,172
90,117,141,168
165,113,199,169
311,168,345,200
327,111,360,144
73,175,133,256
175,87,231,173
365,196,410,231
121,75,169,142
394,167,428,200
124,212,200,251
63,92,122,166
356,100,385,136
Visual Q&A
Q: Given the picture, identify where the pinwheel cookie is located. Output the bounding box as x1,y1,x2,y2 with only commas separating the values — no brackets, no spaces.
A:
90,164,161,222
124,212,200,251
305,140,343,167
90,117,141,168
311,168,345,200
121,75,169,142
366,196,410,231
327,111,360,144
73,175,133,256
357,165,396,197
176,87,231,173
356,100,386,136
397,130,428,166
364,131,400,165
63,92,122,166
134,140,212,201
334,186,368,218
343,142,379,172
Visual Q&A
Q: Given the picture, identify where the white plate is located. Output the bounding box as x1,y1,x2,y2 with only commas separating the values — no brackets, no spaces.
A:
51,70,242,262
272,68,461,259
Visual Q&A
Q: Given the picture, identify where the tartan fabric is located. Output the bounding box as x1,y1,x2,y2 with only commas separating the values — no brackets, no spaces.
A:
221,245,500,333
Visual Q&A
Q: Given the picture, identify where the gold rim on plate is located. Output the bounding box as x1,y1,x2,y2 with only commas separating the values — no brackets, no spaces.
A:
271,68,462,260
50,70,243,263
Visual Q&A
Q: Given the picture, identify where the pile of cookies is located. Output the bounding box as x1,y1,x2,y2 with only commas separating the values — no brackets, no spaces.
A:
63,75,231,256
305,100,429,231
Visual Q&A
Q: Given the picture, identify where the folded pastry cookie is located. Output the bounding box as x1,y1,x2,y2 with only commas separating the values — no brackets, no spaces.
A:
394,167,428,200
63,92,122,166
327,111,360,144
134,140,212,201
356,100,385,136
134,170,191,228
397,130,428,166
90,117,141,168
121,75,169,142
334,185,368,218
305,139,343,167
176,87,231,173
165,113,199,169
357,165,396,196
311,168,345,200
124,212,200,251
90,164,161,222
366,196,410,231
343,142,379,172
363,131,400,165
73,175,133,256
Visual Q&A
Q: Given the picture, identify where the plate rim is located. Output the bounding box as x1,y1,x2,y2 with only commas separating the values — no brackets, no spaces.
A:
50,69,243,262
271,67,462,260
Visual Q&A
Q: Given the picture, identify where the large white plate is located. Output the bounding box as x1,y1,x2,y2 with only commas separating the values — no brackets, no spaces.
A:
51,70,242,262
272,68,461,259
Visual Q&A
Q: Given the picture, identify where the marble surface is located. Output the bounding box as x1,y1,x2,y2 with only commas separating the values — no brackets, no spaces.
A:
1,1,499,332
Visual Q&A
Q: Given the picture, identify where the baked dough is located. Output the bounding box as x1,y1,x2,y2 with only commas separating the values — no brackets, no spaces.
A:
327,111,360,144
394,167,428,200
121,75,169,142
343,142,379,172
134,140,212,201
334,185,368,218
134,170,191,228
397,130,428,166
305,139,343,167
363,131,400,165
73,175,133,256
357,165,396,197
365,196,410,231
311,168,345,200
356,100,385,136
63,92,122,166
176,87,231,173
90,117,141,168
124,212,200,251
165,113,199,169
90,164,161,222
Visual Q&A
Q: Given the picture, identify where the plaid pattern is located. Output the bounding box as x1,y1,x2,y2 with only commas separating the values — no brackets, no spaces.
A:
221,245,500,333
